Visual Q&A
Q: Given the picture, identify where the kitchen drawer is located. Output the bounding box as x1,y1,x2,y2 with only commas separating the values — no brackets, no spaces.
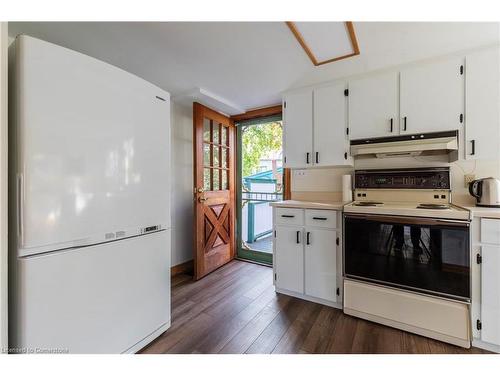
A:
305,209,337,229
481,218,500,244
275,208,304,226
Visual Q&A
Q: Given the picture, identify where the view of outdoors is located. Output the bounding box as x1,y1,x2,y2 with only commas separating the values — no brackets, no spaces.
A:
240,120,283,256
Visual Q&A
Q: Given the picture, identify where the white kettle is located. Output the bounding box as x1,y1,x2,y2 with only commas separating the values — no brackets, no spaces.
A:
469,177,500,207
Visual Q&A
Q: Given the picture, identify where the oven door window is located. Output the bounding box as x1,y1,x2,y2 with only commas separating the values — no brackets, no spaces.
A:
344,215,470,300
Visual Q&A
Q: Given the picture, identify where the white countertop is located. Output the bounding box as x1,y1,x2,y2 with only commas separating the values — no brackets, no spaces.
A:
269,200,345,210
464,206,500,219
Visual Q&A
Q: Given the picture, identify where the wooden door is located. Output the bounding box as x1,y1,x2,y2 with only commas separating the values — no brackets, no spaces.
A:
304,228,337,302
348,71,399,139
400,57,464,135
313,83,350,166
193,103,236,280
283,90,313,168
275,225,304,293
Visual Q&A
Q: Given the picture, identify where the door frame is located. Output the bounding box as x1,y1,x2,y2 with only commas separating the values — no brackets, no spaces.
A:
192,102,236,280
231,106,290,265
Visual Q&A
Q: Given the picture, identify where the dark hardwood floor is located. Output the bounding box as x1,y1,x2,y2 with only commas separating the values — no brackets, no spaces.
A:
141,260,488,354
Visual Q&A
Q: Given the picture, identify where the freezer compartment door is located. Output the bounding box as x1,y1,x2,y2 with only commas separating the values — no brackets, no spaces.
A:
14,35,170,254
11,230,171,353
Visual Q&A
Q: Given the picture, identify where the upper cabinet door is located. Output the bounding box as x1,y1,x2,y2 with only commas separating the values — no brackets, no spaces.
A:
283,90,313,168
400,57,464,135
313,83,349,166
348,72,399,140
465,47,500,160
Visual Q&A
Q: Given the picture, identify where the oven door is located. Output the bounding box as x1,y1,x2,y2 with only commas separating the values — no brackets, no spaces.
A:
344,213,470,301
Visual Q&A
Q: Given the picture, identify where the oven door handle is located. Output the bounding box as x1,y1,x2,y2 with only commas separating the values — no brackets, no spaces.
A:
344,213,469,227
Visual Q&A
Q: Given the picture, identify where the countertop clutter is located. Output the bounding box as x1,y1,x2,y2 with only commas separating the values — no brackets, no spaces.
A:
269,200,345,210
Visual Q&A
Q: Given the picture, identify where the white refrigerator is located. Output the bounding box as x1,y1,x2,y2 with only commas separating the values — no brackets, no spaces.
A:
9,35,171,353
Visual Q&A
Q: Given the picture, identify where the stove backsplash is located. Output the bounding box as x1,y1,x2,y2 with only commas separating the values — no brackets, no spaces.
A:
290,155,500,205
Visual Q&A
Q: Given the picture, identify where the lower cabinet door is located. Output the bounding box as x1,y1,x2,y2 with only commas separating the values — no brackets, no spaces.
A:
305,228,337,302
275,225,304,294
481,245,500,346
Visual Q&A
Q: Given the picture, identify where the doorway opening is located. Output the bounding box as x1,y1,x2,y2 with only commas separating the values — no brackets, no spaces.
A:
236,115,285,265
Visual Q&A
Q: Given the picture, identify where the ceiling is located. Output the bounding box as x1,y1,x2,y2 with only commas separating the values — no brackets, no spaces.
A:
8,22,500,114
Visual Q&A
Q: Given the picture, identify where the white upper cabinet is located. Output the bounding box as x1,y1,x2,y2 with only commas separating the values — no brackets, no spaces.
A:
465,47,500,160
400,57,464,135
313,83,349,165
283,90,313,168
348,72,399,139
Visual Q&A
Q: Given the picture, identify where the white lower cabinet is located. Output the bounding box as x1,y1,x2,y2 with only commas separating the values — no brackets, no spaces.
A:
305,228,337,302
274,225,304,294
273,207,341,307
471,217,500,352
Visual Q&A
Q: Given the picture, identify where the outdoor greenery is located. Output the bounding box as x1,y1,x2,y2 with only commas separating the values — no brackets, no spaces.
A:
242,121,282,178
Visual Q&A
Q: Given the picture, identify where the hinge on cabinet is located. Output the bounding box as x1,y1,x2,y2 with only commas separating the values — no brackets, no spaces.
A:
477,319,482,330
477,253,482,264
284,101,287,108
460,65,464,75
344,89,349,97
336,288,340,296
336,237,339,246
274,230,276,238
460,113,464,123
274,273,277,281
346,127,349,136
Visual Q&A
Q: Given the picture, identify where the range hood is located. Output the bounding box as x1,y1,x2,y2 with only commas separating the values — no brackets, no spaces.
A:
350,130,459,161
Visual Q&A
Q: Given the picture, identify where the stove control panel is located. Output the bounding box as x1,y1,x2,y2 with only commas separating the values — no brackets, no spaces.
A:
354,167,450,190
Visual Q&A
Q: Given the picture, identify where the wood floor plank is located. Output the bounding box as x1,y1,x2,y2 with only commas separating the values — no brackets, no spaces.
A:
245,298,305,354
141,260,489,355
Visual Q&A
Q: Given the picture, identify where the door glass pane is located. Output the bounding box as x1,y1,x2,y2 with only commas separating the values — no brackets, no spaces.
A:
203,143,210,166
222,126,228,146
204,168,211,191
213,122,220,144
213,168,220,190
222,148,228,168
203,118,211,142
213,146,220,167
222,169,228,190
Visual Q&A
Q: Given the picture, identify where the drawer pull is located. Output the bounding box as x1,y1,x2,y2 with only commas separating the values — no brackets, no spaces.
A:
281,214,295,218
312,217,327,221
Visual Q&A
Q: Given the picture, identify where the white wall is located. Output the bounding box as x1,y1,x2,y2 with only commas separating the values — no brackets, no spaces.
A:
170,101,194,266
0,22,8,351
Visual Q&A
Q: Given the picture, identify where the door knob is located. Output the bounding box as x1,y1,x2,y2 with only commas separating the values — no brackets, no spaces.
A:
197,188,205,193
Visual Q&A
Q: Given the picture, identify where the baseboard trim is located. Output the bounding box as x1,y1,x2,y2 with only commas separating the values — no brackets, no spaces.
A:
171,260,193,277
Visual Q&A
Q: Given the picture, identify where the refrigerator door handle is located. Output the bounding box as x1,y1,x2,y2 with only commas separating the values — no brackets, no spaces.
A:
17,173,24,244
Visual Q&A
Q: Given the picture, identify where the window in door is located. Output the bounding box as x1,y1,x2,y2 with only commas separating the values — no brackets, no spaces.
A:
236,115,285,265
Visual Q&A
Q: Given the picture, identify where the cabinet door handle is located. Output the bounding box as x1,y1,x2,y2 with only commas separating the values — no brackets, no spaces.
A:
306,232,311,245
281,214,295,218
315,152,319,164
471,140,476,156
344,152,348,160
296,231,300,244
390,118,393,133
403,116,407,131
306,152,310,164
312,217,327,221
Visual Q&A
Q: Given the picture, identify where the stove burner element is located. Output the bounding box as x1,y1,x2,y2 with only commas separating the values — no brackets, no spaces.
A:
416,203,450,210
352,201,384,207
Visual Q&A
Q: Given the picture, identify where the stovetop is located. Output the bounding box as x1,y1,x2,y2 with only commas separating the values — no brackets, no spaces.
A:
344,201,470,220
